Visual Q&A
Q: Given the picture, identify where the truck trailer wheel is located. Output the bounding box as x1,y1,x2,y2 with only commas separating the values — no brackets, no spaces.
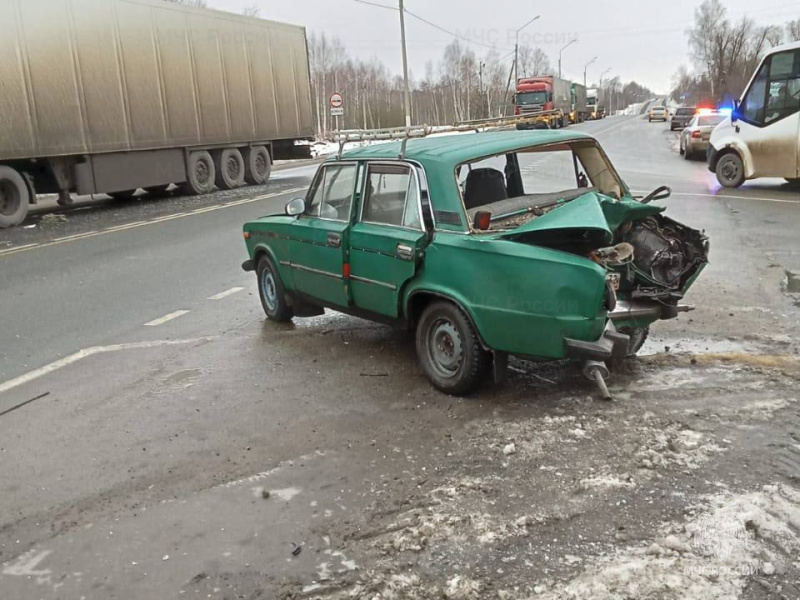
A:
214,148,245,190
0,166,31,228
181,151,216,196
244,146,272,185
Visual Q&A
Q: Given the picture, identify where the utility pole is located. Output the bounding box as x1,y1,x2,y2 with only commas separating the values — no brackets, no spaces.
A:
583,56,597,90
514,15,540,87
558,39,577,79
399,0,412,128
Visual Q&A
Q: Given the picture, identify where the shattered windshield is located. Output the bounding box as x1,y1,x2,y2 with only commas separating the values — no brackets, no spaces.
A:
457,141,624,231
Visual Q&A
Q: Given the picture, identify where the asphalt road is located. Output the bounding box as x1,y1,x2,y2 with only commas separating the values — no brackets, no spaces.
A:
1,116,799,599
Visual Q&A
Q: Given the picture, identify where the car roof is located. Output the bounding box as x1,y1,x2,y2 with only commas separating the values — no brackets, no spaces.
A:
334,129,596,232
337,129,594,167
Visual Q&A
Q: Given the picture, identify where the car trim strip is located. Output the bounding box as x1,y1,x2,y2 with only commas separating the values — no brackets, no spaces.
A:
287,262,343,280
349,275,398,290
350,245,396,259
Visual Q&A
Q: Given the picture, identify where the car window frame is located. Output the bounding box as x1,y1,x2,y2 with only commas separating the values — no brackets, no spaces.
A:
358,160,426,233
739,49,800,128
303,161,359,223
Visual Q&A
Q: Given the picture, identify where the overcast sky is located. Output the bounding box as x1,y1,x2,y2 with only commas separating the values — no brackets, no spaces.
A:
210,0,797,94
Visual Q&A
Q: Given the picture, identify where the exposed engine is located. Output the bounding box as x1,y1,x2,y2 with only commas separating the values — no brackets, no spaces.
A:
621,216,708,289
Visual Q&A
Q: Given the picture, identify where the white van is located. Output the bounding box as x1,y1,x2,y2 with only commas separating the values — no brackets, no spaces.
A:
708,41,800,188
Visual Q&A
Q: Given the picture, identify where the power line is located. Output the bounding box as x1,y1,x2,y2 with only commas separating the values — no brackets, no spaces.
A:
352,0,513,53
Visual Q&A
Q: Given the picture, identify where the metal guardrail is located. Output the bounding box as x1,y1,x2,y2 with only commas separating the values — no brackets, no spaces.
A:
333,111,564,159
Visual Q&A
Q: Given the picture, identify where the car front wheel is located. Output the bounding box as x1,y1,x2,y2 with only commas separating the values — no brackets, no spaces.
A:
416,301,490,396
716,153,745,188
256,255,293,322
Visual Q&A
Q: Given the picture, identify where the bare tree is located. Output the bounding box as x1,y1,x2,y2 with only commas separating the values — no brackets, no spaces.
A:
242,4,260,17
788,20,800,42
687,0,783,102
517,46,552,78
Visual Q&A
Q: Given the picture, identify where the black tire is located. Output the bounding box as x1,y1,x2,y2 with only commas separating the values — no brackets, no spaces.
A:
181,151,216,195
785,178,800,188
415,301,490,396
683,146,692,160
256,255,293,322
244,146,272,185
0,166,31,228
214,148,246,190
108,189,137,202
716,152,745,188
679,140,685,155
619,327,649,357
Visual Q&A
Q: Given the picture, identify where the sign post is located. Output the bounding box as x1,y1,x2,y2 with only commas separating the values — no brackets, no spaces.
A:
330,92,344,131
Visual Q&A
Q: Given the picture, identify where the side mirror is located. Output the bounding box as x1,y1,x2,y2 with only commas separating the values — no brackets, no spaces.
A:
285,198,305,216
640,185,671,204
731,99,740,123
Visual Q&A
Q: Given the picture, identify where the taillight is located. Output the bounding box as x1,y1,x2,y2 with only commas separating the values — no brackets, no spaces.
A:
691,130,701,138
514,106,520,116
243,231,251,239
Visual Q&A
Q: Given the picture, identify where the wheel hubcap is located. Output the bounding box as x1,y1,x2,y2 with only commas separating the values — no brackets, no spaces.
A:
226,156,240,181
261,270,277,312
255,154,267,176
427,318,463,379
0,181,20,216
196,160,210,185
721,160,739,182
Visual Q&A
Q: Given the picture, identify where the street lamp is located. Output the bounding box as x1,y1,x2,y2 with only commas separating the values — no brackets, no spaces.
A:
558,39,577,79
514,15,540,83
583,56,598,89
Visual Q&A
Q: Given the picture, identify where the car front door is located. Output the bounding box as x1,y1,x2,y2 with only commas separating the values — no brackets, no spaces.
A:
288,162,358,308
736,48,800,179
348,162,428,318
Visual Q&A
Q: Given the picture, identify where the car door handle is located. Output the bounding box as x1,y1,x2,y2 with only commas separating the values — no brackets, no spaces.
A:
327,233,341,248
396,243,414,261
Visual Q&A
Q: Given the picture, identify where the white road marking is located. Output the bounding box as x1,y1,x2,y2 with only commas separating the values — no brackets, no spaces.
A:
208,287,244,300
53,231,98,242
144,310,190,327
0,338,211,396
0,243,37,255
0,187,306,259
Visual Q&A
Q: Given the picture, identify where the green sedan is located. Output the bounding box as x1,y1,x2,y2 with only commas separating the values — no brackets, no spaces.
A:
242,130,708,396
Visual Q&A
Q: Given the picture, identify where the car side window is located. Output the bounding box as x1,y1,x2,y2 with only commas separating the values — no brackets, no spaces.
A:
305,164,356,221
765,50,800,125
362,164,422,229
741,60,769,124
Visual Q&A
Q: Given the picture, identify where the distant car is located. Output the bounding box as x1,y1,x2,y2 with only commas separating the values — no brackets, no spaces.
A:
671,107,696,131
680,113,727,160
649,106,669,122
242,128,709,396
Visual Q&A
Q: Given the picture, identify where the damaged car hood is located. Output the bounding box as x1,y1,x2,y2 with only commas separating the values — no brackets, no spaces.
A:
493,192,664,246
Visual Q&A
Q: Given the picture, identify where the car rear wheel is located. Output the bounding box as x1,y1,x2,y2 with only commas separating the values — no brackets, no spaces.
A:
256,255,293,322
416,301,490,396
716,153,745,188
785,178,800,188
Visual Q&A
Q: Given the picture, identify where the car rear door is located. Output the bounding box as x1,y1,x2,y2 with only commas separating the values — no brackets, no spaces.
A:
348,162,428,318
288,162,358,308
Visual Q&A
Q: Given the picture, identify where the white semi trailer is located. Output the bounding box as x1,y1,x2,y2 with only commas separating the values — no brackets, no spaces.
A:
0,0,315,228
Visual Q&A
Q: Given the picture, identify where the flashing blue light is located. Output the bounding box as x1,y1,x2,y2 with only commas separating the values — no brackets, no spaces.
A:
717,107,733,116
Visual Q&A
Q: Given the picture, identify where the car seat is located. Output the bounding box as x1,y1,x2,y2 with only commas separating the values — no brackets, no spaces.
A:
463,168,508,209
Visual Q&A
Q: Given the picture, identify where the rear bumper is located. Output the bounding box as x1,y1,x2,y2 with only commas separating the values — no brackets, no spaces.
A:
564,321,630,361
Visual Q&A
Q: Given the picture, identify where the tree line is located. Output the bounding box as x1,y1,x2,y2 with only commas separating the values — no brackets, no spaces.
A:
673,0,799,106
